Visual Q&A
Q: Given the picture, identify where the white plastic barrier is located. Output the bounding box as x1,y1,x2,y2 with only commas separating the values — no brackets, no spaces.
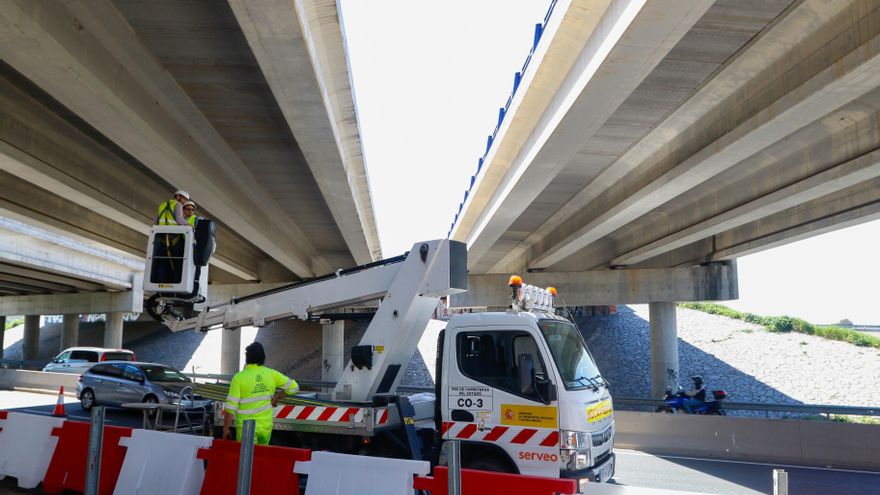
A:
0,412,65,488
113,429,212,495
586,484,715,494
294,451,430,495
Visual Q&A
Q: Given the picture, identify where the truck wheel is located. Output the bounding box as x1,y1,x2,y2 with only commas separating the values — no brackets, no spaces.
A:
655,406,673,413
464,455,513,473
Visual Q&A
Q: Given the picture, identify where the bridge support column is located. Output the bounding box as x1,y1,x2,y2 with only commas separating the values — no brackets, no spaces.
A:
103,312,123,348
23,315,40,361
0,316,5,360
649,302,679,398
62,313,79,350
221,328,241,375
321,320,344,386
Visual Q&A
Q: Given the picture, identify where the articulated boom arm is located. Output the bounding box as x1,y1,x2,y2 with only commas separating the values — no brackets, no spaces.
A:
165,239,467,402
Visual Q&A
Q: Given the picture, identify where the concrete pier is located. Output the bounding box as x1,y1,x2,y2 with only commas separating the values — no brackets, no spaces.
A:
23,315,40,361
221,327,241,375
103,312,123,348
61,313,79,350
321,320,345,384
649,302,679,398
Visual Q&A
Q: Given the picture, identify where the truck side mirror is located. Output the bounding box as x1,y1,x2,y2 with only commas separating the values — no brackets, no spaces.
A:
536,379,557,405
517,353,536,395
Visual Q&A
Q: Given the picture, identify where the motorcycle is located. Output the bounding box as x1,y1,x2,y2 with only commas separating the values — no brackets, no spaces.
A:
656,387,728,415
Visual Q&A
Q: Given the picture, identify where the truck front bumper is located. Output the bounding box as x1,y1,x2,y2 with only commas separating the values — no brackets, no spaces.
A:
560,452,615,492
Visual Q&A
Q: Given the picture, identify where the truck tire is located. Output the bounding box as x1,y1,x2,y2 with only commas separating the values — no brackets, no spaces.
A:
463,455,514,474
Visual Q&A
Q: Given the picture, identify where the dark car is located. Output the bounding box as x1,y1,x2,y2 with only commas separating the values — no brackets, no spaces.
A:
76,361,202,411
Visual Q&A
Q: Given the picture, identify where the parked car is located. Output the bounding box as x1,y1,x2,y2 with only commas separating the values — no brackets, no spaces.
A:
76,361,199,411
42,347,135,374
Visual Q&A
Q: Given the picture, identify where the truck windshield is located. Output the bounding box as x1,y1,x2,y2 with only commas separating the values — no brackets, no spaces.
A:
538,320,603,390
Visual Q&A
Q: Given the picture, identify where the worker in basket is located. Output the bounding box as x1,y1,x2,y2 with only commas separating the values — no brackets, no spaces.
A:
223,342,300,445
155,190,192,284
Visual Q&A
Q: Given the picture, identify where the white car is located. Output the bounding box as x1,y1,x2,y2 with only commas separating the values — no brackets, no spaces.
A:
42,347,136,374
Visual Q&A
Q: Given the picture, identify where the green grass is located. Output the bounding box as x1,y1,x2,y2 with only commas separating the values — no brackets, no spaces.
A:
4,317,23,330
678,303,880,349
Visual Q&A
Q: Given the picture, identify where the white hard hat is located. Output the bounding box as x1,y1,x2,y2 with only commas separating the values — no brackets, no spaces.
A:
174,189,190,200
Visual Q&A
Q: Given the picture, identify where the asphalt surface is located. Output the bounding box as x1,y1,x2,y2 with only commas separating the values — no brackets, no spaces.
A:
613,449,880,495
1,390,879,494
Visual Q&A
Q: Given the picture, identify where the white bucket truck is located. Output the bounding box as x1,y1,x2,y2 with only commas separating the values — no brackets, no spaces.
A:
145,233,614,488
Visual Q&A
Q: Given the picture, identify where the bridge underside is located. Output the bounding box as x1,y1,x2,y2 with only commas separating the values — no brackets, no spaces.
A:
454,0,880,279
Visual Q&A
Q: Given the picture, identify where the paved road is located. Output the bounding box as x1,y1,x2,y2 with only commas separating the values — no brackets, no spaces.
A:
614,449,880,494
2,391,879,494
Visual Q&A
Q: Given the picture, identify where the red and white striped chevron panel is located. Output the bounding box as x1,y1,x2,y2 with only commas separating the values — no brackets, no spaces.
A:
375,408,390,426
441,421,559,447
274,405,364,423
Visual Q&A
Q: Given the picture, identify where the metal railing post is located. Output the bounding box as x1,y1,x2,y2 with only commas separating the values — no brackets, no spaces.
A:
85,406,105,495
447,439,461,495
773,469,788,495
237,419,256,495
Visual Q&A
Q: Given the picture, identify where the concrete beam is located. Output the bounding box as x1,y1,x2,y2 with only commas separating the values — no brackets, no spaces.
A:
453,263,737,307
458,0,714,269
489,0,867,273
712,180,880,261
0,212,141,290
613,147,880,265
0,264,104,292
229,0,381,264
0,0,328,277
0,290,142,315
530,21,880,269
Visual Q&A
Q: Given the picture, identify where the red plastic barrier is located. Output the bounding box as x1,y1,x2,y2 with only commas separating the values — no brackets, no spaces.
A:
43,420,133,495
414,466,578,495
0,410,7,432
197,439,311,495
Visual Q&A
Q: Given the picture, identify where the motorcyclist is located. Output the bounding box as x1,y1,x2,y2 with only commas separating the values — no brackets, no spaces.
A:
683,375,707,413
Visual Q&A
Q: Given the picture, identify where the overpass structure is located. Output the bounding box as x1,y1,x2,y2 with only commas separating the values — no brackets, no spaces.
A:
0,0,379,370
450,0,880,394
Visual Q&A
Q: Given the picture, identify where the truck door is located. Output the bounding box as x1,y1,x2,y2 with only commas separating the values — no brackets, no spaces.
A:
443,326,560,477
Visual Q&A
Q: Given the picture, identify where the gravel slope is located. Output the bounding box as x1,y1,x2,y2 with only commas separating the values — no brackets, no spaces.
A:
580,305,880,409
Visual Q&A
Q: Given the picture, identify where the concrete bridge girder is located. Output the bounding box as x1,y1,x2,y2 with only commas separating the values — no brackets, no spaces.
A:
458,0,716,269
0,0,367,279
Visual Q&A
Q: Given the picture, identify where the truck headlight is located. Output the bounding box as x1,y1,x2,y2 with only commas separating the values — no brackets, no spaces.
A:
559,430,591,471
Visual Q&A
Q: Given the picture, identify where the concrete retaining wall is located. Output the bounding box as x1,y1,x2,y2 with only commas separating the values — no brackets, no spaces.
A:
0,369,78,392
615,411,880,471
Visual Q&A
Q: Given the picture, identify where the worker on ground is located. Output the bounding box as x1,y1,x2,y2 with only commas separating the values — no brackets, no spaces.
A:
223,342,299,445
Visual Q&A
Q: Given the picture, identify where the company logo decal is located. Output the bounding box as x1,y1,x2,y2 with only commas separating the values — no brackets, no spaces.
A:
587,400,612,423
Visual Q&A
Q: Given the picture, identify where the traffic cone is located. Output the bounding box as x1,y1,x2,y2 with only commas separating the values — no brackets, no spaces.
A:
51,386,66,417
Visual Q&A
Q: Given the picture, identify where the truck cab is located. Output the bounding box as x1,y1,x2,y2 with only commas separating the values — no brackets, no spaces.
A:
439,282,614,488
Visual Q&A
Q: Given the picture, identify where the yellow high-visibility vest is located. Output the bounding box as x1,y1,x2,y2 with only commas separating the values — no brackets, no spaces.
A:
157,199,179,225
225,364,299,444
186,215,197,227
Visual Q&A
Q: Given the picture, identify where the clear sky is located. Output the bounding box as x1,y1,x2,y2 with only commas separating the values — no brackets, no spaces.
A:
339,1,880,325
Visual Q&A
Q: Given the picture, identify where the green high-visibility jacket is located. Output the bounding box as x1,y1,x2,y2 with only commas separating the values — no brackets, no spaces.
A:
225,364,298,443
157,199,179,225
186,215,197,227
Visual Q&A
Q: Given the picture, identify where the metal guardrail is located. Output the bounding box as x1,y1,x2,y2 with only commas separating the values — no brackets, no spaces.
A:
0,359,46,370
184,373,434,395
614,397,880,418
186,373,877,418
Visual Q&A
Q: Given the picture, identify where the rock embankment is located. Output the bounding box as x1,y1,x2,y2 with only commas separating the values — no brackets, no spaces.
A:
580,305,880,410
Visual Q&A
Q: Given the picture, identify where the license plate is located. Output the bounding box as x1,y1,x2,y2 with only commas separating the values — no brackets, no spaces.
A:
595,456,614,483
